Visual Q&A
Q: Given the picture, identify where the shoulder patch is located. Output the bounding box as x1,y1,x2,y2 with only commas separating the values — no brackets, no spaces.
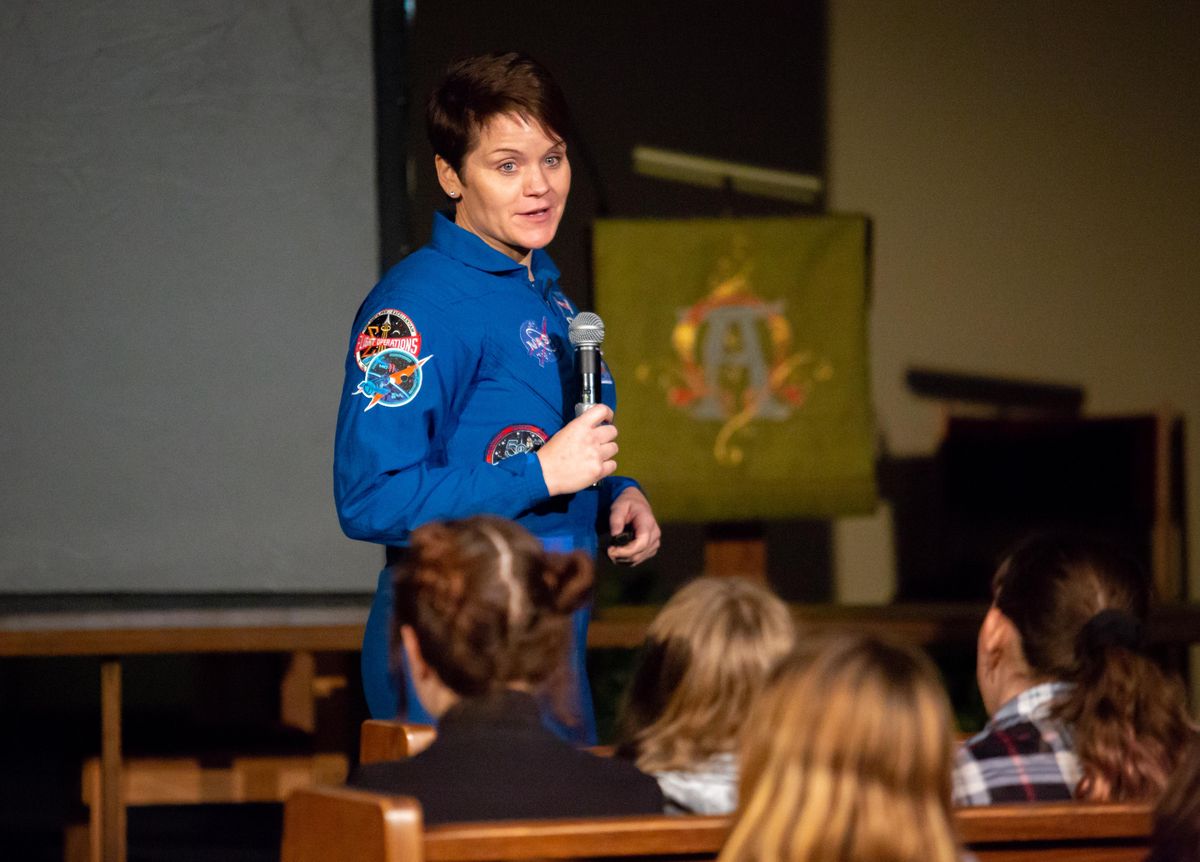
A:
356,349,433,411
355,309,422,371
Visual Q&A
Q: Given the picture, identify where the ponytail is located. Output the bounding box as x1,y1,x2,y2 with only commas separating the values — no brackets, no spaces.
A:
1054,610,1192,801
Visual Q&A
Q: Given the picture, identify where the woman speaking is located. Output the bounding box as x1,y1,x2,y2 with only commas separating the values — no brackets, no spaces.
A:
334,51,660,742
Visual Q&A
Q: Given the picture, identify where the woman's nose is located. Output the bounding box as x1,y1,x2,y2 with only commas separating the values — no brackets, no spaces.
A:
524,165,549,195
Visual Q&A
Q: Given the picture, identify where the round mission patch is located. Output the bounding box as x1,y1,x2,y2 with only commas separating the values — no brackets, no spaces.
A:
485,424,548,464
355,309,422,371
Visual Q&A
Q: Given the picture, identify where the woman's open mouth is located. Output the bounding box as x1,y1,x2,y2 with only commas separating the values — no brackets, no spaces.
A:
518,206,553,222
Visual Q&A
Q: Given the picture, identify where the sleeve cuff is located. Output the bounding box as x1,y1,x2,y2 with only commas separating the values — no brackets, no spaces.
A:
492,451,550,508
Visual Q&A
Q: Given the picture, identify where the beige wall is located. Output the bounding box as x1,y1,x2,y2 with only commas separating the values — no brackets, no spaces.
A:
827,2,1200,603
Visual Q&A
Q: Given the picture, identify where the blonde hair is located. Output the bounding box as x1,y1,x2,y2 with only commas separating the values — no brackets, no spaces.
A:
719,633,961,862
617,577,795,773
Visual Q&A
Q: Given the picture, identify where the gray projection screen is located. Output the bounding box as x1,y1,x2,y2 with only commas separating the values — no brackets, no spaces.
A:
0,2,382,591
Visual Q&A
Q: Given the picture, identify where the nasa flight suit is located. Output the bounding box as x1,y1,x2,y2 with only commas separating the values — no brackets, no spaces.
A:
334,212,637,744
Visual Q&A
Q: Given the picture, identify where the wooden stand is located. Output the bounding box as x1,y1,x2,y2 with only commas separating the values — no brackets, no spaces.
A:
703,522,767,582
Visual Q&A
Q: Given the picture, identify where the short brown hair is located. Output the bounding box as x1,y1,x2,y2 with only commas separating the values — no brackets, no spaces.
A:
426,51,571,175
391,515,592,698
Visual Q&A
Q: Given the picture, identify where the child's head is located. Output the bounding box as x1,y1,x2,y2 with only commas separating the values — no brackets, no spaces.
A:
720,633,959,862
981,532,1193,800
391,515,592,706
618,576,794,772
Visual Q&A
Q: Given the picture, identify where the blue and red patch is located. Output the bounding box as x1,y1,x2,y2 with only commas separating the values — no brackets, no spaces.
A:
485,424,548,464
520,317,557,367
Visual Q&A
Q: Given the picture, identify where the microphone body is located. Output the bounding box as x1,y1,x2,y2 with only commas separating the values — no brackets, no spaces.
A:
568,312,605,416
577,343,600,413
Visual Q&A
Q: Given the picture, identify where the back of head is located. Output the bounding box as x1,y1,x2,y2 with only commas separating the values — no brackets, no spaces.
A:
391,515,592,699
994,532,1192,801
617,576,795,773
993,532,1148,678
427,51,570,174
719,633,959,862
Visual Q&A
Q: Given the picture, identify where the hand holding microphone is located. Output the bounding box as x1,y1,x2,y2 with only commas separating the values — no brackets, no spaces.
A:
537,312,616,496
536,403,617,495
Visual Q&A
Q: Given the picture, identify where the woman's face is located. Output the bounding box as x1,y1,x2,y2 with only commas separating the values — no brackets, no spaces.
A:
438,113,570,267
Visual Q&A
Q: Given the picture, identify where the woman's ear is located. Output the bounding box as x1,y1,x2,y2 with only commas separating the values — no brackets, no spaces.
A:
979,607,1011,670
400,624,430,681
434,155,462,200
976,606,1019,714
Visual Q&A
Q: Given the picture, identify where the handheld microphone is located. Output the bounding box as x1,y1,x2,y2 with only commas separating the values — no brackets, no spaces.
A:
568,312,605,416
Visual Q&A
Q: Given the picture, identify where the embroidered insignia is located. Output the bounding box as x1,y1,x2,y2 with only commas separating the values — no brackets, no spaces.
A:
356,349,433,411
519,317,557,367
355,309,422,371
551,292,575,316
485,424,548,464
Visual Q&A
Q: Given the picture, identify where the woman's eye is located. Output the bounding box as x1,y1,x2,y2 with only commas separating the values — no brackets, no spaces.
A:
499,162,517,173
545,155,561,167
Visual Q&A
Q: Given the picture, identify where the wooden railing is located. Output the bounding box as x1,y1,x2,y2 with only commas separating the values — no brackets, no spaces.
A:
281,785,1154,862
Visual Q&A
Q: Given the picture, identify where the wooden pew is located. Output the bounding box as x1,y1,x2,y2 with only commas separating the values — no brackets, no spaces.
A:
360,721,437,764
281,786,1153,862
78,753,348,862
958,800,1152,862
357,722,614,765
281,786,727,862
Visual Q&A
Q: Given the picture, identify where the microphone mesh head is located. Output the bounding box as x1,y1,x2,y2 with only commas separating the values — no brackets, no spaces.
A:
568,312,605,347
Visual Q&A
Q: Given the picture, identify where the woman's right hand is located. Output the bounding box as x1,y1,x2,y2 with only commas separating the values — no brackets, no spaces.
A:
536,404,618,496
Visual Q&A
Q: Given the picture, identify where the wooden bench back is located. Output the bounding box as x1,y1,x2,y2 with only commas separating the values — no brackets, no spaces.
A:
282,786,726,862
359,721,612,765
282,786,1154,862
360,721,437,764
958,800,1152,861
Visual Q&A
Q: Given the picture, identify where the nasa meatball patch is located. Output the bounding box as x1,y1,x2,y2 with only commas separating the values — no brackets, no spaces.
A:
519,317,557,367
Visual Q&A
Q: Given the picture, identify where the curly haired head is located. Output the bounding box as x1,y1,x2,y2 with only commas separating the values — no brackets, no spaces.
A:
616,576,795,773
719,633,960,862
390,515,592,699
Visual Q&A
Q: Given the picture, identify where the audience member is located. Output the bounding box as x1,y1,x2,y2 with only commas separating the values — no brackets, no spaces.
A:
615,576,795,813
349,515,663,823
954,532,1194,805
719,633,962,862
1146,735,1200,862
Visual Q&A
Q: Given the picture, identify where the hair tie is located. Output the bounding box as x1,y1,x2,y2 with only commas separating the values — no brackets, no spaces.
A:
1079,608,1144,657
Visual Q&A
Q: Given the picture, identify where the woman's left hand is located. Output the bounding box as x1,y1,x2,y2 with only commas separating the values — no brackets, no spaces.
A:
606,487,662,566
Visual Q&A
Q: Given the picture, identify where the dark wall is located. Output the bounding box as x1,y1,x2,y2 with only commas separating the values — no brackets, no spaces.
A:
391,0,827,304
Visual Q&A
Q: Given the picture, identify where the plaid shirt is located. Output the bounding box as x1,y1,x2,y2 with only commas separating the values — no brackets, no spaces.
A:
952,682,1081,806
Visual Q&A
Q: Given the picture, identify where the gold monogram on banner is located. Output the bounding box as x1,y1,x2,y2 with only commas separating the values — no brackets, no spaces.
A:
595,217,875,522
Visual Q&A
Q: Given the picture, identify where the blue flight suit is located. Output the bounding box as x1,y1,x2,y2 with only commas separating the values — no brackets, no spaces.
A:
334,212,636,744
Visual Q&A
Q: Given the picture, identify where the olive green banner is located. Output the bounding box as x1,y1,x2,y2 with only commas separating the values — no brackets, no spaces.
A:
594,216,876,521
